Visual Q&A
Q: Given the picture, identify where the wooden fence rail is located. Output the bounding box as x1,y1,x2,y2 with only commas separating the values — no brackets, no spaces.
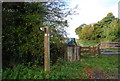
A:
99,42,120,55
80,46,98,55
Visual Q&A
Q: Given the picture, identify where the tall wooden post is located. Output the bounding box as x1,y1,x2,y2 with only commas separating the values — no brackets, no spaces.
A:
44,26,50,72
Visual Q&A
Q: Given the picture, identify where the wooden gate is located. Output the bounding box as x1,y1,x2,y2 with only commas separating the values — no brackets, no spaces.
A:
98,42,120,55
64,46,98,62
64,42,120,62
80,46,98,55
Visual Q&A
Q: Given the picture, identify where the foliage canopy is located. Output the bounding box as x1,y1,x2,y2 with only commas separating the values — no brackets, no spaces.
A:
75,12,120,42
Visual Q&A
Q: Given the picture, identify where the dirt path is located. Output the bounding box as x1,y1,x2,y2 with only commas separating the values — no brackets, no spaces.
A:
85,67,119,79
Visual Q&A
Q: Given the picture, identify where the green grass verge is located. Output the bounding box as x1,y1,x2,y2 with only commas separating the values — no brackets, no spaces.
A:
2,55,119,79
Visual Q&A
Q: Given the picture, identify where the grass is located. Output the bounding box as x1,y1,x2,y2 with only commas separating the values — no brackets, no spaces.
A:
76,40,98,46
2,55,119,79
80,55,119,71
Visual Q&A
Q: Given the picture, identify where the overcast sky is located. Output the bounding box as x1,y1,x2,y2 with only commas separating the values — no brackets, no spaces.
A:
66,0,120,39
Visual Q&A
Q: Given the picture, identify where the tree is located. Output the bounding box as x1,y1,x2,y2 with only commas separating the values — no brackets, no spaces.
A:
75,12,119,42
107,12,113,16
75,23,86,39
2,2,73,68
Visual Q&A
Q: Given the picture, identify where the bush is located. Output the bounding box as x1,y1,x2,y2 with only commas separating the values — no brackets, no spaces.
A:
2,63,45,79
50,43,67,64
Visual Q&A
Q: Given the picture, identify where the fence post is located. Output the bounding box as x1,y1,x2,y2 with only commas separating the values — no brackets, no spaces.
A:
98,46,101,55
79,46,81,55
93,46,96,55
94,47,97,55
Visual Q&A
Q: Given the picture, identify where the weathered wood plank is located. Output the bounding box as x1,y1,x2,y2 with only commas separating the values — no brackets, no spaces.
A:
76,47,80,61
100,44,119,46
101,53,120,55
101,46,120,47
101,50,120,52
81,50,90,52
81,47,89,49
101,48,120,50
100,47,120,49
73,47,76,61
100,44,120,47
100,42,120,43
69,47,73,62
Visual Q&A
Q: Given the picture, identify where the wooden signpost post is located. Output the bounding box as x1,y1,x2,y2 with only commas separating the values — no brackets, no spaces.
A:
40,26,50,72
44,26,50,72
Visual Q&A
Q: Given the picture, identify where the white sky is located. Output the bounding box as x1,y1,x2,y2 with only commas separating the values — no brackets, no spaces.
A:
66,0,120,39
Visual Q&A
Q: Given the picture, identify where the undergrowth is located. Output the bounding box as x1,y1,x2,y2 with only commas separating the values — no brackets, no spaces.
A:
2,55,119,79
